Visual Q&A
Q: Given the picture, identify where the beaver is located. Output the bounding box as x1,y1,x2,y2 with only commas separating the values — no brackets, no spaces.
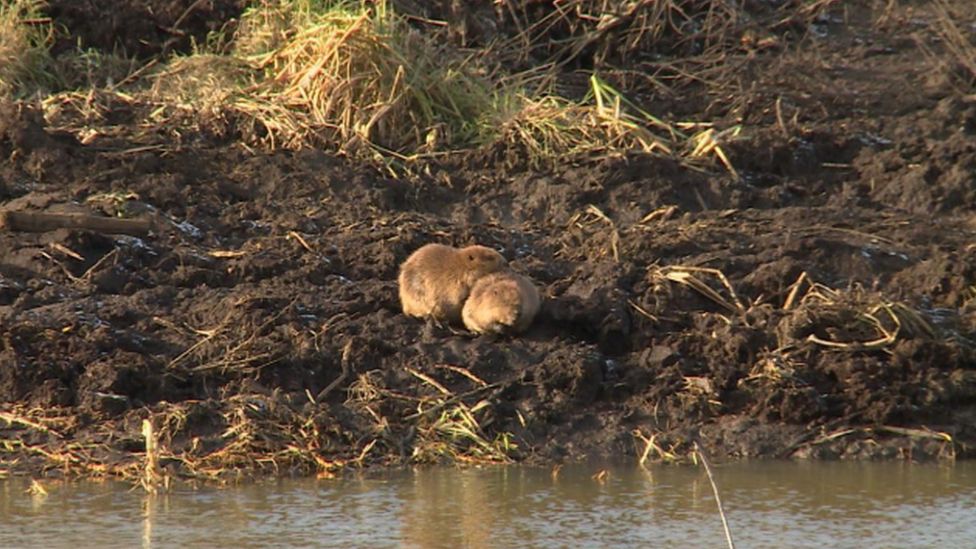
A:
398,243,507,324
461,270,541,334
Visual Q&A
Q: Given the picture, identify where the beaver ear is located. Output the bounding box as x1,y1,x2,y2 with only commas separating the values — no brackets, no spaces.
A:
468,253,475,261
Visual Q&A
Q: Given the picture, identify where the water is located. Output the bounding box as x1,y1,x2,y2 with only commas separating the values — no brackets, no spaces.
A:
1,461,973,549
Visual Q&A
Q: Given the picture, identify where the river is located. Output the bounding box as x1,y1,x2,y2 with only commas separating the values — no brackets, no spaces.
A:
1,461,973,548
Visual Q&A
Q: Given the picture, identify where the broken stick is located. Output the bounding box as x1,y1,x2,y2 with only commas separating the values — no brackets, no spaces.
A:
0,211,151,236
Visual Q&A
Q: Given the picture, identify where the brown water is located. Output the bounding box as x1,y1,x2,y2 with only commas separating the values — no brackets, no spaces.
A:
0,461,973,548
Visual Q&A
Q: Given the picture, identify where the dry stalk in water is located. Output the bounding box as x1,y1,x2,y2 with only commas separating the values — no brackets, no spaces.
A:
694,441,736,549
141,419,163,494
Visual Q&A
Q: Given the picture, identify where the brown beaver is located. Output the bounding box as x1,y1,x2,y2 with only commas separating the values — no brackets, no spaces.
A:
398,243,507,324
461,270,541,334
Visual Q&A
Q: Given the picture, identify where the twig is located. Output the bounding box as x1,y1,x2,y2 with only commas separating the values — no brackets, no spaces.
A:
782,271,809,310
0,411,64,438
287,231,314,253
628,299,658,322
49,242,84,261
172,0,208,30
775,96,789,139
405,367,453,396
81,248,120,281
694,441,736,549
877,425,953,442
316,339,353,401
435,364,488,387
109,59,159,91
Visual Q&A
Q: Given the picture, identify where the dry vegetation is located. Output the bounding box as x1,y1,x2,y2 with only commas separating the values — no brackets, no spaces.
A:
1,0,794,170
148,0,738,166
154,1,498,152
919,0,976,91
0,364,522,485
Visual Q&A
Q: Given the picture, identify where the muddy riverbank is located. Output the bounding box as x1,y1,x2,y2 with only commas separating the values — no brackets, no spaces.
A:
1,0,975,482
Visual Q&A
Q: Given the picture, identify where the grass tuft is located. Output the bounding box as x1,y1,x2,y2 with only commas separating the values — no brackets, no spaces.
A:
0,0,55,98
224,0,495,153
492,75,672,168
413,400,515,465
11,0,747,174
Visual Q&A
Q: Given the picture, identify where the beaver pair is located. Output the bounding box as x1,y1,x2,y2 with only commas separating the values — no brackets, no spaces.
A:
398,243,540,334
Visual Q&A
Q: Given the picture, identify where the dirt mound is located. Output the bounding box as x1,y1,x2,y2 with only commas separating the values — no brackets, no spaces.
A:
851,96,976,215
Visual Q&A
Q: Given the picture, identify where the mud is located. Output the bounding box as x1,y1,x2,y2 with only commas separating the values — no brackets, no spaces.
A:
45,0,245,59
2,1,976,479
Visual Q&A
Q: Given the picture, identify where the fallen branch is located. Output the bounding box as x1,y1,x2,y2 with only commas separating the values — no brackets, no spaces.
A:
0,211,152,236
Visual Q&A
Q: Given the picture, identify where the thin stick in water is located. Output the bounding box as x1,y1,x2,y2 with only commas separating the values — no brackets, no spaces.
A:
695,441,736,549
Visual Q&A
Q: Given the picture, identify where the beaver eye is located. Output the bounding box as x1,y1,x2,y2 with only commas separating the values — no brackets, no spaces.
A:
468,254,475,261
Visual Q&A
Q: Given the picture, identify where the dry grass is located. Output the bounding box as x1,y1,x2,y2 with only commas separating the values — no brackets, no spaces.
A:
780,272,939,352
496,0,743,68
147,0,497,154
806,424,956,460
149,54,249,111
0,397,365,484
0,0,842,173
493,74,675,168
134,1,742,171
651,264,746,315
412,400,515,465
241,0,495,151
651,265,945,353
919,0,976,91
0,0,55,98
1,0,139,97
495,0,838,91
0,0,756,173
406,369,516,464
